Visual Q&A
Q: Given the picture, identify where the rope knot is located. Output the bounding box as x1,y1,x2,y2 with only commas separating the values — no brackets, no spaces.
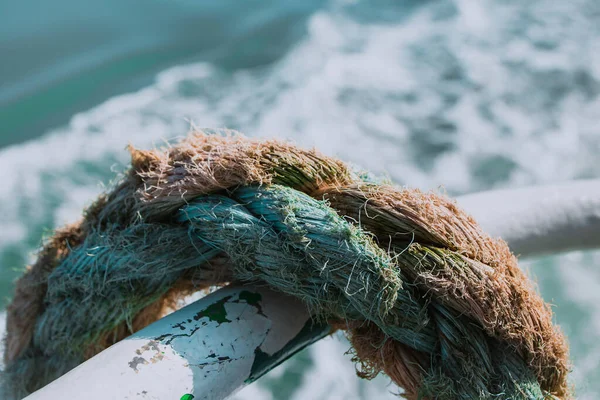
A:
4,131,570,399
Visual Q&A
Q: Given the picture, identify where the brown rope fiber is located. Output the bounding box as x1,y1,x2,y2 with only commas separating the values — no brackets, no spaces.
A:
3,131,570,399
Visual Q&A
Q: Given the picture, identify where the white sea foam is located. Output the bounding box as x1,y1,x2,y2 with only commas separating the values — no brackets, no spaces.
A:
1,0,600,397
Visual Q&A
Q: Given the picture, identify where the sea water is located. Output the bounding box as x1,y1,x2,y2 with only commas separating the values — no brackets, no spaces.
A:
1,0,600,398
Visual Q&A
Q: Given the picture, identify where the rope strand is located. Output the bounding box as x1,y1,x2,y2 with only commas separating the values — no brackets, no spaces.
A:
3,131,570,399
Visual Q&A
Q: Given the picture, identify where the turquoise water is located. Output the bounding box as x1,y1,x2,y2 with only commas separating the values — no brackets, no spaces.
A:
0,0,326,146
1,0,600,398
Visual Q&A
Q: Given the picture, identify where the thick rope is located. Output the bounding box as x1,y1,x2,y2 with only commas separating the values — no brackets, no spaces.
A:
2,131,570,399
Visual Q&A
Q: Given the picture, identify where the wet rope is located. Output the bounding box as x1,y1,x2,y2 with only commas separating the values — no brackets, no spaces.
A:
3,131,570,399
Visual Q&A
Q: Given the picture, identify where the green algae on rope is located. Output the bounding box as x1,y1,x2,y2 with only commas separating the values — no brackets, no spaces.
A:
3,131,570,400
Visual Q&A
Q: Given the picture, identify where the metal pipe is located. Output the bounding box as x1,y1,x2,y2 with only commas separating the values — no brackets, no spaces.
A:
457,179,600,258
23,285,330,400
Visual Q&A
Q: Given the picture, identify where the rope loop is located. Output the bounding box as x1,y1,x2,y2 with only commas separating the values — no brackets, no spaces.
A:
4,131,570,399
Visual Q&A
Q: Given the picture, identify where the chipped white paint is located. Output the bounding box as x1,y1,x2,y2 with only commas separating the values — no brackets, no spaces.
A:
24,285,327,400
457,179,600,258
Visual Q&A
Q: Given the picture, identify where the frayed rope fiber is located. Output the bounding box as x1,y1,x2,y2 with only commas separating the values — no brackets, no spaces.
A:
3,131,570,399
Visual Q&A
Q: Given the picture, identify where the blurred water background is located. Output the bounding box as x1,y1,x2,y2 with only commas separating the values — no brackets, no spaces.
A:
1,0,600,398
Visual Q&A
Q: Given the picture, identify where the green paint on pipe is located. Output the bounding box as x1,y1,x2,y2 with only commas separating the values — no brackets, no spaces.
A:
239,290,262,306
245,320,332,385
193,296,232,325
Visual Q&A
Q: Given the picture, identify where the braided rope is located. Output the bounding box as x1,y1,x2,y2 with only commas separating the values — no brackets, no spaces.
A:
3,131,570,399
